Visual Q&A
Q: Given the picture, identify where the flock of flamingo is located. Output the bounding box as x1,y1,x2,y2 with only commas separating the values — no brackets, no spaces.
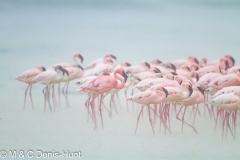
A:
15,53,240,139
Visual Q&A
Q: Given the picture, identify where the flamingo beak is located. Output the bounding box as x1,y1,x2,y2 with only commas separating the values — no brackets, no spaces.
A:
64,69,69,76
79,54,84,63
197,86,204,95
171,63,176,71
110,54,117,60
225,60,229,70
126,62,132,67
42,67,46,71
163,87,168,98
230,56,235,66
154,68,161,73
145,62,150,69
189,85,193,97
122,71,128,83
196,73,199,82
194,58,199,64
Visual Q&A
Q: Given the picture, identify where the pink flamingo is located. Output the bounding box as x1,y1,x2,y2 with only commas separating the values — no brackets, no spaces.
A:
61,65,84,107
172,56,199,68
143,74,175,89
208,73,240,90
126,87,168,135
212,86,240,99
33,65,67,112
204,54,235,68
84,53,117,70
50,52,83,69
125,61,150,75
208,91,240,140
79,68,128,130
48,52,83,106
159,81,194,133
227,65,240,74
195,72,222,90
176,85,204,134
90,57,115,76
15,66,46,109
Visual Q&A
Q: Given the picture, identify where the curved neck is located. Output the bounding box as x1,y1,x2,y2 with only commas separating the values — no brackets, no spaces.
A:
114,71,125,89
73,55,78,66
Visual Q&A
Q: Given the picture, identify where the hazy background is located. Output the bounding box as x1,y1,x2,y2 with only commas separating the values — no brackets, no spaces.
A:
1,0,240,159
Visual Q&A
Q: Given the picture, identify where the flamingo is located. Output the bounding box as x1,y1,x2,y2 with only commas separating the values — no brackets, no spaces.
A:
132,67,161,81
172,56,199,68
227,65,240,74
212,86,240,99
208,91,240,139
33,65,68,111
126,87,168,134
208,73,240,90
79,68,128,129
84,53,117,70
194,72,222,89
125,61,150,75
15,66,46,109
61,65,84,107
90,57,115,76
204,54,235,68
50,52,83,69
176,85,204,134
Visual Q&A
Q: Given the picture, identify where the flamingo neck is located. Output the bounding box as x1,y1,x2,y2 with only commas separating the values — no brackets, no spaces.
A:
114,71,125,89
73,55,78,66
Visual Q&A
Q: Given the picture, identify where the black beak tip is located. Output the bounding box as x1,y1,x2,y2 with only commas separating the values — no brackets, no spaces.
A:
145,62,150,69
42,67,46,71
79,55,84,63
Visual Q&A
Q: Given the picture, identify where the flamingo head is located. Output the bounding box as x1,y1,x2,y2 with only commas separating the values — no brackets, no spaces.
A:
121,62,132,67
224,54,235,66
38,66,46,71
139,61,150,69
188,56,199,64
55,65,66,75
151,59,162,65
74,52,84,63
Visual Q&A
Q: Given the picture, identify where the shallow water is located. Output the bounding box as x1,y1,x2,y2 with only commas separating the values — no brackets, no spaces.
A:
1,0,240,159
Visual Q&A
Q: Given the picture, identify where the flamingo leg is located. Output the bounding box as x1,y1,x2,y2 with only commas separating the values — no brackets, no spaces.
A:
84,94,93,122
29,84,34,109
24,84,30,109
42,85,48,112
148,106,155,135
224,112,235,140
177,106,198,134
90,94,98,130
58,83,61,107
51,85,56,111
124,87,129,112
65,81,70,108
135,105,144,135
99,94,104,129
45,85,52,112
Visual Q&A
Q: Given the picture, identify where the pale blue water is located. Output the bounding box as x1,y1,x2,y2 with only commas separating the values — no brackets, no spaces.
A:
1,0,240,159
